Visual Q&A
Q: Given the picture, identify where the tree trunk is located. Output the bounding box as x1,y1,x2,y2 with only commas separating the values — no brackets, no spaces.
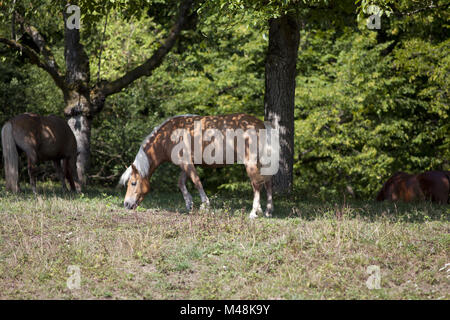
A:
264,15,300,195
64,90,92,185
67,115,91,185
64,6,92,185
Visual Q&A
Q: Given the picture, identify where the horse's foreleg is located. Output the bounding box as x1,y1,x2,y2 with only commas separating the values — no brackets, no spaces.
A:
178,170,193,211
54,160,67,192
264,179,273,217
249,181,263,219
183,164,210,208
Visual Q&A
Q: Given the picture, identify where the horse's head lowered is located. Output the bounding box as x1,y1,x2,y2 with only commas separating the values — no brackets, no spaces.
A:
122,164,150,209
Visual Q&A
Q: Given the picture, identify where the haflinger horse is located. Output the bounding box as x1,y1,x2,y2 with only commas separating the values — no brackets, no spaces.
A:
1,113,81,193
376,171,450,204
119,113,279,219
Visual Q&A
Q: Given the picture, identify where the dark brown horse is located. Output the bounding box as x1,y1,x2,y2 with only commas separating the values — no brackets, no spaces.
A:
1,113,81,193
376,171,450,204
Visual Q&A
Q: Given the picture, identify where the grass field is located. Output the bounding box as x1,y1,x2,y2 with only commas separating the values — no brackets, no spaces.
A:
0,182,448,299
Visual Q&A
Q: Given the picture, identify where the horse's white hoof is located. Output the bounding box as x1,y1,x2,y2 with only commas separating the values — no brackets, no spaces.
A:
264,211,273,218
200,202,210,212
249,212,258,219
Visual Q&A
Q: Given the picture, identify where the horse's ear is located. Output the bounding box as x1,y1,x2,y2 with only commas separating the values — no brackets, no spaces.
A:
131,164,138,175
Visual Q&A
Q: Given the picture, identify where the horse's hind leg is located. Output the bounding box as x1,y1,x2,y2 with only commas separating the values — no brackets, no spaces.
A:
245,164,265,219
249,181,263,219
178,170,193,211
264,179,273,217
64,157,80,192
27,157,38,194
54,160,67,192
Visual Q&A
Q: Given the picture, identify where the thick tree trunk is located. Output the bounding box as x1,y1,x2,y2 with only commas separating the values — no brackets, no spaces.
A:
64,90,92,185
63,6,92,185
264,15,300,195
67,114,91,185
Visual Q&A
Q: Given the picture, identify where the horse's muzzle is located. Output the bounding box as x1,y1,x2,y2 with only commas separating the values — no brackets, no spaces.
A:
124,200,138,210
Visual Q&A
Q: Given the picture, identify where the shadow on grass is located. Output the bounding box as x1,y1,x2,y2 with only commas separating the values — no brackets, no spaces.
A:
134,189,449,223
1,180,448,223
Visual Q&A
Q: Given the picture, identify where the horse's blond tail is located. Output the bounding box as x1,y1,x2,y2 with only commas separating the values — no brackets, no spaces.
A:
1,122,19,192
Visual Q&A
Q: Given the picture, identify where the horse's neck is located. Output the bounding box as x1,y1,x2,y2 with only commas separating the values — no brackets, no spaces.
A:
146,160,159,180
145,139,168,179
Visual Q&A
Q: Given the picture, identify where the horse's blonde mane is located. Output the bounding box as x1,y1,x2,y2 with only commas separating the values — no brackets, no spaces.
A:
119,114,197,185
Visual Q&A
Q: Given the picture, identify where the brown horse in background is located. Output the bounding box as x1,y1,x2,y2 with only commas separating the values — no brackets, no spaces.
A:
1,113,81,193
376,171,450,204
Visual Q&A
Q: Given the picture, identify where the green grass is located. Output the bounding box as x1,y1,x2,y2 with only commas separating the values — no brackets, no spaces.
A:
0,181,448,299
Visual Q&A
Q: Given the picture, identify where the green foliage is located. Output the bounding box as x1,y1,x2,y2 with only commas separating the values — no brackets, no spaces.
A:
156,10,266,116
88,9,267,190
293,8,449,199
0,0,448,198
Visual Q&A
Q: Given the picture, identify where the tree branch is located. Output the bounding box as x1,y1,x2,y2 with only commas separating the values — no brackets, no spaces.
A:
11,0,16,41
99,0,194,97
14,12,64,81
97,8,109,83
397,2,450,16
0,37,66,90
1,12,66,90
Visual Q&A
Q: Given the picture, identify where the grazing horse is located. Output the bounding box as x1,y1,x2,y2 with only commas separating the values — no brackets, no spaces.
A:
119,113,279,219
376,171,450,204
1,113,81,193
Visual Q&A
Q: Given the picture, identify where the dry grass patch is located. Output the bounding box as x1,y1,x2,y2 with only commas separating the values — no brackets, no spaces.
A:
0,184,448,299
